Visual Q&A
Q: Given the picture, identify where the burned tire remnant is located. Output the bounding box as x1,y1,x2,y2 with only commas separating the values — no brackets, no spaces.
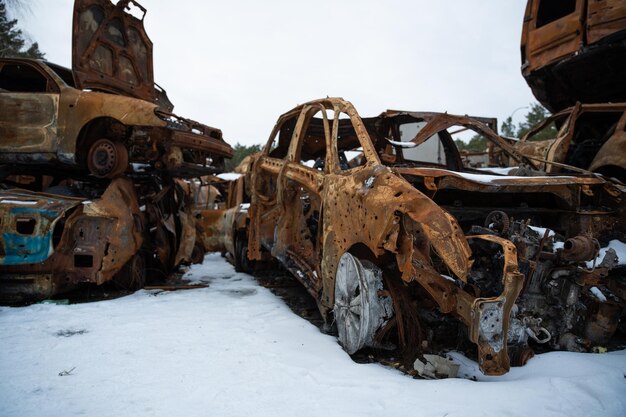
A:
113,252,146,292
234,233,254,273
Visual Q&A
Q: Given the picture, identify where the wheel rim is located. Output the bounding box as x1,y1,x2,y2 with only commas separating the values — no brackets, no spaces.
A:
87,139,128,178
334,253,370,354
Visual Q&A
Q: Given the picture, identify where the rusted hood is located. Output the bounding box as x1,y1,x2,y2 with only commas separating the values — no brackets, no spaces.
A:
0,190,83,266
393,167,607,187
393,167,614,208
73,0,155,103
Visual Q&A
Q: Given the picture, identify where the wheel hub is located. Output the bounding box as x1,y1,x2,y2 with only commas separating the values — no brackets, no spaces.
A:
334,253,393,354
87,138,128,178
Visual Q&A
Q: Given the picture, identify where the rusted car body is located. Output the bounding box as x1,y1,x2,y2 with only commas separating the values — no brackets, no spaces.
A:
194,164,254,271
521,0,626,112
246,98,625,375
0,0,232,179
513,102,626,182
0,178,144,302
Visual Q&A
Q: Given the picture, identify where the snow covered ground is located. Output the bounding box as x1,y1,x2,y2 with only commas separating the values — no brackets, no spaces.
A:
1,253,625,417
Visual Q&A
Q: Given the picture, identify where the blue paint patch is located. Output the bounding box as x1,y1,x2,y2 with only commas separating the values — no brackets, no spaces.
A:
9,207,60,218
1,231,53,265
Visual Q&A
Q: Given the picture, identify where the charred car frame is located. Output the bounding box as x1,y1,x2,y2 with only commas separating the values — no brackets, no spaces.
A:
246,97,625,375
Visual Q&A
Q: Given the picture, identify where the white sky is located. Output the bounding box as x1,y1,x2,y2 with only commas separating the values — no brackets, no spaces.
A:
13,0,536,147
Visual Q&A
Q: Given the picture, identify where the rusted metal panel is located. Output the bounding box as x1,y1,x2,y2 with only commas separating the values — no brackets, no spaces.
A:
247,97,626,376
0,94,58,154
73,0,155,103
524,0,584,73
587,0,626,44
0,190,83,265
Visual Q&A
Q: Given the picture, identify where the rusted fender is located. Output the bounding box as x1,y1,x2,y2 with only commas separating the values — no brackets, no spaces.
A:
0,190,83,265
319,165,472,312
375,169,472,281
82,177,143,284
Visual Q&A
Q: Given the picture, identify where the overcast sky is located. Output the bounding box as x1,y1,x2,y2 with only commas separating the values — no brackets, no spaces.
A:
13,0,536,146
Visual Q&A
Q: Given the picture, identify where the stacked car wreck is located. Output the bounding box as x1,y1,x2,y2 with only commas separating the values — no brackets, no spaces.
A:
244,97,625,375
0,0,233,302
515,0,626,180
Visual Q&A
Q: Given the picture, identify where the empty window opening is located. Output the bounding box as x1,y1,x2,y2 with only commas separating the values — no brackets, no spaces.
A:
74,254,94,268
268,117,297,159
536,0,577,28
0,64,49,93
299,110,332,171
398,122,448,166
16,218,36,235
334,112,368,171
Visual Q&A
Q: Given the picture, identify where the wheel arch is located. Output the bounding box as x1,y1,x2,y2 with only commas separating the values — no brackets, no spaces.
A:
75,116,128,167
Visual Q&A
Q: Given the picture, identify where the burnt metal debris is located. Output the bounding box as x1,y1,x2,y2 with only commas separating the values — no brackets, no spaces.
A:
244,97,625,375
0,0,233,302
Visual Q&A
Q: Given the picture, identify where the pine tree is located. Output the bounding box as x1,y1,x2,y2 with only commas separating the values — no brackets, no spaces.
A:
225,143,262,171
498,102,556,140
0,0,44,59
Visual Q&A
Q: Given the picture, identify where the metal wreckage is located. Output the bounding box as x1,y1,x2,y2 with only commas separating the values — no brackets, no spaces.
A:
1,0,625,378
0,0,233,302
243,97,626,376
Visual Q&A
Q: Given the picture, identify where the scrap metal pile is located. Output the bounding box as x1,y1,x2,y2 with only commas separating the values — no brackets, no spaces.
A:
0,0,624,378
0,0,233,302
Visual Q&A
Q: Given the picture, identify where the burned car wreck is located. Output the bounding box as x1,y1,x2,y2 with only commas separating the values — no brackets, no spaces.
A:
193,169,252,272
512,102,626,182
0,178,144,301
246,97,626,375
0,0,233,179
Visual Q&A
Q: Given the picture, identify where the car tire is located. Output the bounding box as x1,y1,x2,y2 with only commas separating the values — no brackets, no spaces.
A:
113,252,146,292
234,232,253,273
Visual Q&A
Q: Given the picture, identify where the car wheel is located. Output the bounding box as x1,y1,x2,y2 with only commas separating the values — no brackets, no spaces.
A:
334,252,392,354
87,138,129,178
234,233,253,273
191,242,206,264
113,252,146,291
